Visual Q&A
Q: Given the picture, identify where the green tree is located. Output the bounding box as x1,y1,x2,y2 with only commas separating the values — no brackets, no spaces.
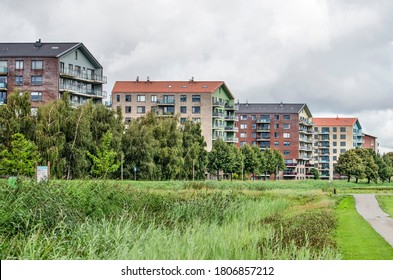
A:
310,167,320,180
207,139,231,180
354,148,379,184
335,149,365,182
241,144,261,180
87,131,120,178
382,154,393,183
224,144,243,180
261,149,286,180
0,133,40,176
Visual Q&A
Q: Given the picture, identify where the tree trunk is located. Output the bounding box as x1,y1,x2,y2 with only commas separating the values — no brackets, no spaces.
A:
356,178,359,183
347,175,350,182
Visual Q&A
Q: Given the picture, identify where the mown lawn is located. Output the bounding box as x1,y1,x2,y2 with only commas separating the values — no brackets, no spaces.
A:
335,196,393,260
376,195,393,217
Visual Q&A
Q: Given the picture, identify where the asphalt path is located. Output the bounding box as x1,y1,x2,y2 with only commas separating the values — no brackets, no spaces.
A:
353,194,393,247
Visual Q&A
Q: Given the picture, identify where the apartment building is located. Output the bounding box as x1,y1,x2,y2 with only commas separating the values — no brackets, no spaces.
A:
236,103,314,180
362,133,378,153
0,40,106,107
313,117,363,180
111,79,237,151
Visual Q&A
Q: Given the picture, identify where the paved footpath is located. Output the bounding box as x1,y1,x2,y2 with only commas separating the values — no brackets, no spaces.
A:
353,194,393,247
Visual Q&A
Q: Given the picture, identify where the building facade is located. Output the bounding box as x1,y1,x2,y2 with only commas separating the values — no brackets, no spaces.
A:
111,79,237,151
235,103,314,180
362,133,378,153
313,117,363,180
0,40,106,107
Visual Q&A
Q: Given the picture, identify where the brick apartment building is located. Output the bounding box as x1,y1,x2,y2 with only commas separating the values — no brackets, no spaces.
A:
362,133,378,153
0,40,106,107
236,103,314,180
313,117,363,180
111,79,237,151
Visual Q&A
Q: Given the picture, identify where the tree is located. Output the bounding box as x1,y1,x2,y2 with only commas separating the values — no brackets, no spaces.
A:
335,149,364,183
241,144,261,180
261,149,286,180
309,167,320,180
207,139,231,180
224,144,243,180
0,133,40,176
354,148,379,184
381,154,393,183
87,131,120,178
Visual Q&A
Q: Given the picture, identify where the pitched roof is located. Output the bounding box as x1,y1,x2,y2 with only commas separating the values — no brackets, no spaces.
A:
237,103,310,115
313,117,358,127
0,42,80,57
112,80,233,97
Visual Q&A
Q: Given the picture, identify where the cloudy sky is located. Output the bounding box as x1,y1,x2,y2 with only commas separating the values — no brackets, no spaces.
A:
1,0,393,151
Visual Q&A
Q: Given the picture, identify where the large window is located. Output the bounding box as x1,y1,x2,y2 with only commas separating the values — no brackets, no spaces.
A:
283,115,290,120
15,76,23,85
137,95,146,102
125,106,132,113
283,133,290,138
240,115,248,121
180,106,187,114
240,123,247,129
151,95,157,102
192,106,200,114
125,95,132,102
31,91,42,102
192,95,201,102
240,133,247,138
340,127,346,133
15,60,24,70
31,75,43,85
180,95,187,102
283,124,290,129
116,95,120,102
137,106,145,114
31,60,43,70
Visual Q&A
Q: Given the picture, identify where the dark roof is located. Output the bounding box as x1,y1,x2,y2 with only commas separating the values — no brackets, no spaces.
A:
0,42,80,57
0,41,103,69
237,103,310,115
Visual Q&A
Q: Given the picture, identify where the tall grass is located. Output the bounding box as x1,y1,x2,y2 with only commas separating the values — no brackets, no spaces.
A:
0,179,340,259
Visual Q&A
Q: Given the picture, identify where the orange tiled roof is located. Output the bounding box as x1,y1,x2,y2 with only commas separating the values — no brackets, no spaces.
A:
313,117,358,127
112,80,232,96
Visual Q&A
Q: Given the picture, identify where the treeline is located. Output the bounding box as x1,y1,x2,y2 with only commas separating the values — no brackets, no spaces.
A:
335,147,393,183
0,91,288,181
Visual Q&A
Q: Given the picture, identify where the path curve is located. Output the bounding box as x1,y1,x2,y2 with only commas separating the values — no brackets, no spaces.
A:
353,194,393,247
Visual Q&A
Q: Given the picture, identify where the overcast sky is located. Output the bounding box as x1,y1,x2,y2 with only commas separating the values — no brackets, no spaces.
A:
1,0,393,151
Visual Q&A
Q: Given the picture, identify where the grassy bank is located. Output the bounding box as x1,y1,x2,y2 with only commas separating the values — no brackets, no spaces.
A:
0,179,339,260
335,196,393,260
376,195,393,217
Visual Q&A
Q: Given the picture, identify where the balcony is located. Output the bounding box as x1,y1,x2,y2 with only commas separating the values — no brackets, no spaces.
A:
212,124,225,130
257,125,270,132
256,137,270,141
283,171,297,176
257,118,270,123
213,112,225,118
0,82,6,90
299,146,312,151
212,100,225,107
224,126,239,132
157,99,175,106
299,137,312,143
224,115,239,121
157,111,175,117
225,137,239,143
299,118,314,126
0,67,8,75
225,104,239,111
59,68,107,83
60,84,107,98
299,128,313,135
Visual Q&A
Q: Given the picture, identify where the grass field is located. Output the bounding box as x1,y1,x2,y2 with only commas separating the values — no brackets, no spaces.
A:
376,195,393,217
0,179,392,260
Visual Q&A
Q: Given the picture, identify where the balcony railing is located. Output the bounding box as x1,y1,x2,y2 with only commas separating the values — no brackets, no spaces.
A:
0,82,6,89
224,115,239,121
157,99,175,105
212,124,225,130
60,68,107,83
257,118,270,123
212,100,225,107
224,104,239,111
224,126,239,132
60,84,107,98
0,67,8,74
213,112,225,118
225,137,239,143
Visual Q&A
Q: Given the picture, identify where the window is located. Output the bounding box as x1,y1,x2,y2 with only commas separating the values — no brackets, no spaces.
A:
180,106,187,114
180,118,186,124
333,149,337,154
251,115,256,120
274,141,279,147
274,124,279,129
137,95,146,102
340,142,346,146
251,123,256,129
333,127,337,132
340,134,346,140
283,133,290,138
31,60,43,70
340,127,346,133
251,141,256,146
125,95,132,102
192,106,200,114
192,95,201,102
240,133,247,138
240,123,247,129
116,95,120,102
31,75,43,85
15,76,23,85
283,141,290,147
180,95,187,102
240,142,247,147
283,124,290,129
125,106,131,113
192,118,200,123
15,60,24,70
284,150,290,156
151,95,157,102
314,135,318,139
333,156,337,161
31,91,42,102
274,115,279,120
333,142,337,147
333,134,337,139
274,132,279,138
137,106,145,114
340,149,346,153
125,117,132,124
240,115,248,120
283,114,290,120
251,132,256,138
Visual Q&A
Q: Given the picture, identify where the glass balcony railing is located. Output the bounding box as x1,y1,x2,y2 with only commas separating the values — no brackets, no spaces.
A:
60,68,107,83
60,84,107,98
0,82,6,89
0,67,8,74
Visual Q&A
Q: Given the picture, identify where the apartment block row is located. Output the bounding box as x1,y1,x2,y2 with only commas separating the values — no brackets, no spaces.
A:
0,40,378,180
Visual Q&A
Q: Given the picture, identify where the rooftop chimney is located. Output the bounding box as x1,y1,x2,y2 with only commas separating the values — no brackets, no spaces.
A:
136,76,139,82
35,39,42,47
